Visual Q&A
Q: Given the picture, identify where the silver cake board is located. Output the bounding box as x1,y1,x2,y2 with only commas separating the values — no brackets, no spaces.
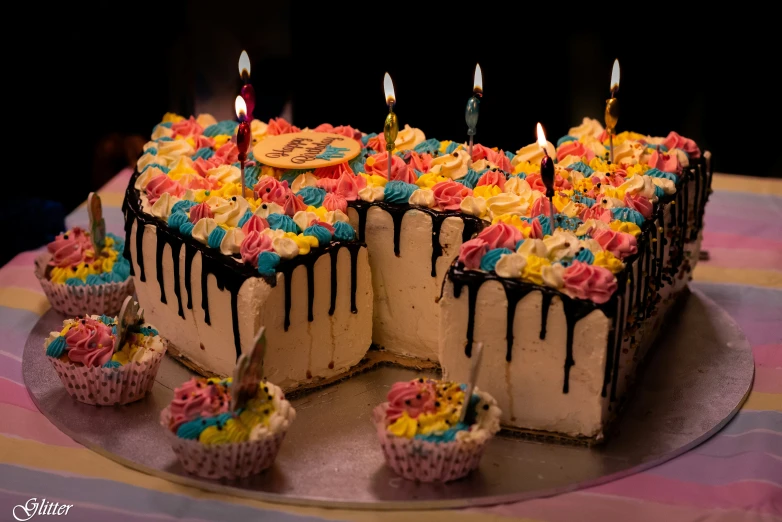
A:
21,289,753,510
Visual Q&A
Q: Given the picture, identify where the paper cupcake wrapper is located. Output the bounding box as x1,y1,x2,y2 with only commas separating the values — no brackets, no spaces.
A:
372,404,489,483
48,349,165,406
160,406,292,480
35,251,134,317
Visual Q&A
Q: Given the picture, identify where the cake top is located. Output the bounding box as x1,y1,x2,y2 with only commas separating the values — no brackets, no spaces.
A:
44,314,163,368
45,229,130,286
134,113,699,296
164,377,294,444
378,378,501,443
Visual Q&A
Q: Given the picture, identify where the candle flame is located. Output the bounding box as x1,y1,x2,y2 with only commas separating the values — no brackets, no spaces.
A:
384,72,396,106
239,50,251,79
235,96,247,120
610,59,620,95
536,123,547,149
473,63,483,93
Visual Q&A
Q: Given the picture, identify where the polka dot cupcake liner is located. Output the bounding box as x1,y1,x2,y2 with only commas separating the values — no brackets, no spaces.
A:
35,251,134,317
47,350,165,406
159,404,294,480
372,403,492,483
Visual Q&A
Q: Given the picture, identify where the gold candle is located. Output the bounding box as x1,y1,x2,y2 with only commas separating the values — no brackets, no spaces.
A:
383,73,398,179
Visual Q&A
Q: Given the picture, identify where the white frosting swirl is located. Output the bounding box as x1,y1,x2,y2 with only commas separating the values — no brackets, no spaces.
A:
292,172,318,193
409,189,435,208
512,141,555,165
652,177,676,195
207,165,241,185
429,150,469,180
581,238,603,254
543,230,581,261
136,152,159,172
394,125,426,151
576,219,611,237
486,193,528,219
494,253,526,278
293,211,318,231
620,174,657,201
150,192,179,220
196,114,217,128
459,196,488,219
250,119,268,143
614,141,644,165
323,209,350,225
261,228,286,241
517,238,548,258
503,177,534,201
220,228,245,256
272,237,299,259
541,263,566,289
157,139,194,162
192,218,218,245
134,168,161,190
151,124,173,140
211,196,250,227
254,202,285,219
568,117,604,139
358,186,385,203
671,148,690,168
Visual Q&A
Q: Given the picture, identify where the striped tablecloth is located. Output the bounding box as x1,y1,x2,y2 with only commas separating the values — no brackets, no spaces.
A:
1,170,779,522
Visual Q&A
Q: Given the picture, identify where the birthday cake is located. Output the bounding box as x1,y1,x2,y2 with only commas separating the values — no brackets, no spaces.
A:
124,113,710,440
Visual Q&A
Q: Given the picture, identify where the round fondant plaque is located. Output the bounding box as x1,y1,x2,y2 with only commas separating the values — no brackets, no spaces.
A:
253,132,361,169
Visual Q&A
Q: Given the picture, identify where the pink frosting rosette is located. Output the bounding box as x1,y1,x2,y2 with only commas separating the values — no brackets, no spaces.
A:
179,173,216,191
524,173,546,193
476,169,506,190
282,193,307,216
335,171,366,201
313,162,354,180
477,222,522,250
607,170,626,187
593,228,638,259
471,143,492,161
624,193,653,220
193,157,221,177
562,261,617,304
195,135,215,150
580,203,613,223
241,215,268,235
240,231,274,266
47,228,92,268
458,238,489,270
313,123,362,141
171,116,203,139
395,165,419,184
528,217,546,239
366,134,387,153
65,317,116,367
167,378,231,431
555,174,573,191
365,151,406,180
316,178,338,192
189,202,214,224
146,174,184,204
254,177,290,205
408,151,432,173
557,140,595,162
648,150,681,174
266,117,301,136
662,131,701,159
385,380,437,422
486,149,512,172
213,142,239,165
531,197,554,218
323,193,348,213
432,181,472,211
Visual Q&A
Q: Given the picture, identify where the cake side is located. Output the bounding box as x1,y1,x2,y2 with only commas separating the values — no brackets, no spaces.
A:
439,153,711,440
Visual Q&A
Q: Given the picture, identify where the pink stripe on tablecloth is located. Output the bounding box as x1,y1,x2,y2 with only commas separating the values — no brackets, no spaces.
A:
2,250,46,271
99,168,132,193
587,475,780,513
0,268,46,293
0,378,38,412
755,367,782,393
702,231,782,251
754,345,782,367
697,247,782,272
0,405,81,448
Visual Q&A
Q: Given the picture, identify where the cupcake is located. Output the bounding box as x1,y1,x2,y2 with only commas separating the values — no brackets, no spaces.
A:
35,227,134,316
373,378,501,482
160,377,295,480
44,314,166,405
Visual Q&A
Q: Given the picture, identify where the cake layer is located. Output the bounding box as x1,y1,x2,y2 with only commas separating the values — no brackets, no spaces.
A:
123,178,373,389
439,157,711,439
347,202,482,360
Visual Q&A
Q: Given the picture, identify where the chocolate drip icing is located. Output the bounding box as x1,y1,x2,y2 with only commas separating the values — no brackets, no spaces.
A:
607,276,627,400
184,244,196,310
540,292,553,340
502,285,534,362
135,220,146,282
155,233,167,305
123,170,365,361
328,248,339,315
561,298,594,393
349,200,486,278
123,213,135,277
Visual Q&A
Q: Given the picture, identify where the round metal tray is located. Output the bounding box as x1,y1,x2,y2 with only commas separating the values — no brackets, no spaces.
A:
22,289,753,510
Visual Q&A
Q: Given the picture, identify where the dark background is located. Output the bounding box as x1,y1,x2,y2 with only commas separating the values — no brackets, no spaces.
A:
5,4,779,265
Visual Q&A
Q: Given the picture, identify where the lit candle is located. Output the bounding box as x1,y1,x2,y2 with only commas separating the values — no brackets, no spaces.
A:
604,59,620,163
238,50,255,120
235,96,252,197
465,63,483,164
537,123,556,230
383,72,398,180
